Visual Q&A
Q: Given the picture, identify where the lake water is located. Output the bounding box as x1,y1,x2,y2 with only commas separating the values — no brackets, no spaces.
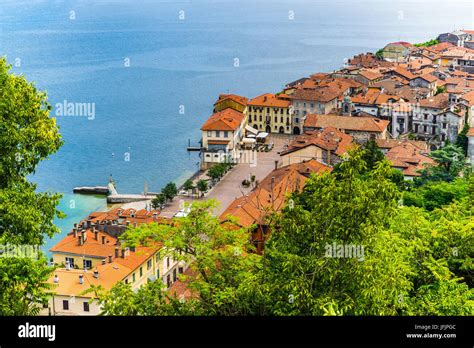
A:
1,0,473,252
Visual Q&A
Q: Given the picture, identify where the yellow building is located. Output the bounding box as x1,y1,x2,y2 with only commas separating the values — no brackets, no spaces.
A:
247,93,292,134
43,208,186,315
213,94,248,113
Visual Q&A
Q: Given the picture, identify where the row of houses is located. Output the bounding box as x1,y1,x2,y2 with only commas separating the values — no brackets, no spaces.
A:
41,208,186,315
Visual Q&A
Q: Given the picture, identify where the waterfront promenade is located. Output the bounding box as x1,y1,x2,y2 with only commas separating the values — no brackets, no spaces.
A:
120,134,293,217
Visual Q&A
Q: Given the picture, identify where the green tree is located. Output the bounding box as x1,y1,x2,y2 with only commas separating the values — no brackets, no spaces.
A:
257,149,411,315
455,119,470,156
183,179,194,196
207,164,224,182
416,144,466,185
104,200,261,315
0,57,63,315
196,179,208,197
151,193,166,210
361,139,385,171
161,182,177,202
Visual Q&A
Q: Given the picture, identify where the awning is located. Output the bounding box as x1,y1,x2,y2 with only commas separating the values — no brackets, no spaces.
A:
242,138,256,144
256,132,269,138
245,125,259,135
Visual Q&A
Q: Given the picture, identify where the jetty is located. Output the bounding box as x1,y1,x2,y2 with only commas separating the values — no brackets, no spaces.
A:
73,177,155,204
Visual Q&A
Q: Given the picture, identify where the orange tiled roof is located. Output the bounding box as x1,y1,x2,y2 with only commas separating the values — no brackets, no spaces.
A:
220,160,331,227
385,143,434,177
418,93,449,109
248,93,290,108
201,108,244,131
304,114,389,133
290,87,341,103
281,127,354,157
214,94,248,106
466,127,474,137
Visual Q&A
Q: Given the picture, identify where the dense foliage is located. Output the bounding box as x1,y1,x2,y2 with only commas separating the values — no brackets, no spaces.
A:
0,57,63,315
94,146,473,316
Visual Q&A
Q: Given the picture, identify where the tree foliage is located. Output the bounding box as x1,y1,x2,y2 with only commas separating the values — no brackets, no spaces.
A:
0,57,63,315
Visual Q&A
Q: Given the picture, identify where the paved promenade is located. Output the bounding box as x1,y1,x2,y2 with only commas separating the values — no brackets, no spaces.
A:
119,134,294,217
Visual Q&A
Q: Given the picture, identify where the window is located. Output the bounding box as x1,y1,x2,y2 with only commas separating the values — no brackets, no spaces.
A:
157,269,160,278
147,259,152,270
215,131,220,138
139,267,143,277
207,131,211,137
259,115,262,122
224,131,228,138
83,302,90,312
414,124,419,133
167,257,170,268
443,123,447,129
65,257,74,268
310,103,314,108
156,252,160,262
83,259,92,270
132,273,136,282
179,267,184,274
167,274,171,287
423,125,427,132
125,278,129,284
173,269,177,282
63,300,69,310
280,117,283,123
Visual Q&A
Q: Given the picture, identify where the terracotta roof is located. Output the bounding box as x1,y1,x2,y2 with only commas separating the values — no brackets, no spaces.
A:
388,41,413,48
466,127,474,137
220,160,331,227
460,90,474,106
248,93,290,108
375,139,429,151
418,93,449,109
429,42,455,52
201,108,244,131
50,229,118,258
281,127,354,156
359,69,384,81
290,87,341,103
414,74,437,83
385,143,434,177
304,114,389,133
390,66,416,80
214,94,248,106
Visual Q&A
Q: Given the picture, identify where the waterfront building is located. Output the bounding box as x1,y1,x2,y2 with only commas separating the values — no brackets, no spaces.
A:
200,108,246,169
246,93,293,134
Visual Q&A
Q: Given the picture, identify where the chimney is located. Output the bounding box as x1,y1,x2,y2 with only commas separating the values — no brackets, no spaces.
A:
115,247,119,258
274,160,278,170
79,274,84,285
130,246,136,253
101,235,106,245
54,274,59,284
93,269,99,279
133,222,137,228
81,230,87,242
153,212,158,222
121,249,126,258
108,255,113,263
94,229,98,240
87,219,92,228
102,259,106,265
78,235,84,246
126,221,130,226
73,227,78,238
